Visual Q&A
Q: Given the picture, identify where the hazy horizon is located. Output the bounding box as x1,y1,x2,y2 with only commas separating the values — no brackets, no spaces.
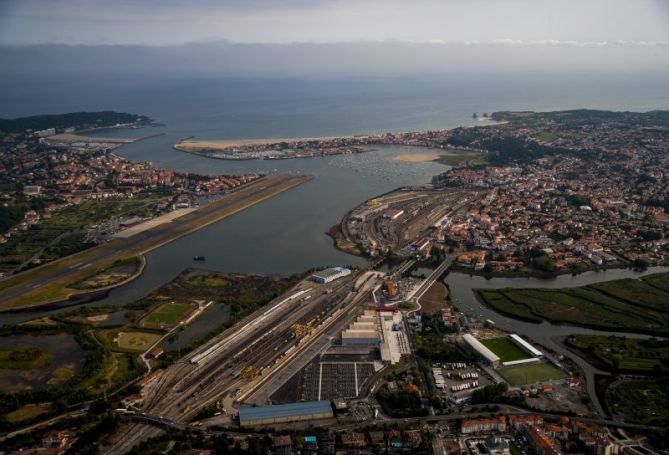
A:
1,0,668,76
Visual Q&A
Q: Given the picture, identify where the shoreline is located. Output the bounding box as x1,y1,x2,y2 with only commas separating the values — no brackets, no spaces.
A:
171,119,507,160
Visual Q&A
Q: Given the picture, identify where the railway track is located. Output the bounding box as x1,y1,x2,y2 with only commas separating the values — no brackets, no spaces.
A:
136,275,358,422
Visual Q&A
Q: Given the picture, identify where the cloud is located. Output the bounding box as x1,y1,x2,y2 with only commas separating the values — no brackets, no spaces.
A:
1,0,668,45
1,40,668,77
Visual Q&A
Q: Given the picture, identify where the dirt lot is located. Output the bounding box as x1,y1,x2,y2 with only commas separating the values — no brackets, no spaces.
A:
419,281,448,314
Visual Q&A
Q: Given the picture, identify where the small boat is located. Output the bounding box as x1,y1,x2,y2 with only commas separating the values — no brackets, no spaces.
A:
193,256,206,261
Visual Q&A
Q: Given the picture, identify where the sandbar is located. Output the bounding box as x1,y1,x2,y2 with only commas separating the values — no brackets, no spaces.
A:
392,153,440,163
175,136,353,151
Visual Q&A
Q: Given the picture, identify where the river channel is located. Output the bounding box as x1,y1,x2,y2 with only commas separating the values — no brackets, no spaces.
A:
444,266,669,415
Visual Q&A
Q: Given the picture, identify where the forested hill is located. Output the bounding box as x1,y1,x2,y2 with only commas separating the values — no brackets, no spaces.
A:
0,111,150,134
490,109,669,128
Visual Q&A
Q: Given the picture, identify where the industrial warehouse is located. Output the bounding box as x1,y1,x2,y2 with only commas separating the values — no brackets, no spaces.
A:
238,401,334,427
310,267,352,284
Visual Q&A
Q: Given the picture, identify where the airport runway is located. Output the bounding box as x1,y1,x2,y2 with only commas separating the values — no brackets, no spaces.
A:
0,174,312,310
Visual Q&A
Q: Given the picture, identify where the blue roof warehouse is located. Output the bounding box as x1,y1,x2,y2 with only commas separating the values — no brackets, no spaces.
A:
239,401,334,427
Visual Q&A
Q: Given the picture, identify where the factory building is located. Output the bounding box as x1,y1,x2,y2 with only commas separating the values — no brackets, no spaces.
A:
310,267,352,284
341,310,381,346
462,334,501,368
239,401,333,427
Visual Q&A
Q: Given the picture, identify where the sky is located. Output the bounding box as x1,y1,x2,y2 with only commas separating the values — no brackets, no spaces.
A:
1,0,668,46
0,0,668,75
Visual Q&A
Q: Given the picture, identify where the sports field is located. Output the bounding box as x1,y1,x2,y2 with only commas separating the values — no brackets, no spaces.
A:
480,337,531,362
115,331,162,352
498,362,566,385
140,302,195,328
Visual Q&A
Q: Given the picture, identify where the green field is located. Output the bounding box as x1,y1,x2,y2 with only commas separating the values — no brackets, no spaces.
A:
589,278,669,312
477,279,669,336
642,273,669,293
70,257,140,290
4,403,52,423
0,344,52,370
141,302,195,328
480,337,531,362
609,381,669,426
115,331,162,352
566,335,669,373
498,362,567,385
437,153,488,167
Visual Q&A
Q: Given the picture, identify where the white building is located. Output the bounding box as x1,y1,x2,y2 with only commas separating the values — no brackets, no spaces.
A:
462,333,501,368
310,267,352,284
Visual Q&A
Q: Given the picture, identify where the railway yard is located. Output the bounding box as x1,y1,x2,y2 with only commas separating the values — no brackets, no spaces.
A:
105,270,385,454
340,187,480,257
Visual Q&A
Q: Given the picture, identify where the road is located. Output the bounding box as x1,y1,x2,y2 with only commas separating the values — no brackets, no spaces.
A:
0,174,312,311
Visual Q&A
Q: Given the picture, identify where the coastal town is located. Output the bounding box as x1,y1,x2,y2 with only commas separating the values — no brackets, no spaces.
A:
333,110,668,275
0,113,260,275
0,109,667,455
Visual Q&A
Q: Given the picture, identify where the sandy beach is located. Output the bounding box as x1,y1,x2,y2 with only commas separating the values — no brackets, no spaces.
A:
175,136,353,151
392,153,440,163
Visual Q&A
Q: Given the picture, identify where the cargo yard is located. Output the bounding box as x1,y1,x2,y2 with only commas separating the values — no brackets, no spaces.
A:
105,269,385,454
339,187,480,257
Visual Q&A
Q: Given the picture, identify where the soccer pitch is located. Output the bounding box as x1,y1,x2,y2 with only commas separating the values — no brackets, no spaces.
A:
480,337,531,362
499,362,567,385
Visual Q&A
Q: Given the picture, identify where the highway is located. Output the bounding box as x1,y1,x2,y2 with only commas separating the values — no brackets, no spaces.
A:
0,174,312,310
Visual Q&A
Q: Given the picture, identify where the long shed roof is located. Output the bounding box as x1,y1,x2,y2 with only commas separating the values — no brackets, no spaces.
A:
239,401,332,422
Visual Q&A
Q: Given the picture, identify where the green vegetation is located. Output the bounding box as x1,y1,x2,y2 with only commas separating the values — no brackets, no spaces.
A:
70,257,140,290
476,290,540,323
0,323,140,432
436,153,488,167
498,362,567,385
397,302,418,310
0,344,52,370
566,335,669,373
609,381,669,426
0,196,159,274
535,132,559,142
115,331,162,352
471,383,524,406
642,272,669,292
376,384,428,418
0,111,148,134
589,277,669,312
477,277,669,336
480,337,531,362
413,313,476,363
4,403,52,423
141,302,194,328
